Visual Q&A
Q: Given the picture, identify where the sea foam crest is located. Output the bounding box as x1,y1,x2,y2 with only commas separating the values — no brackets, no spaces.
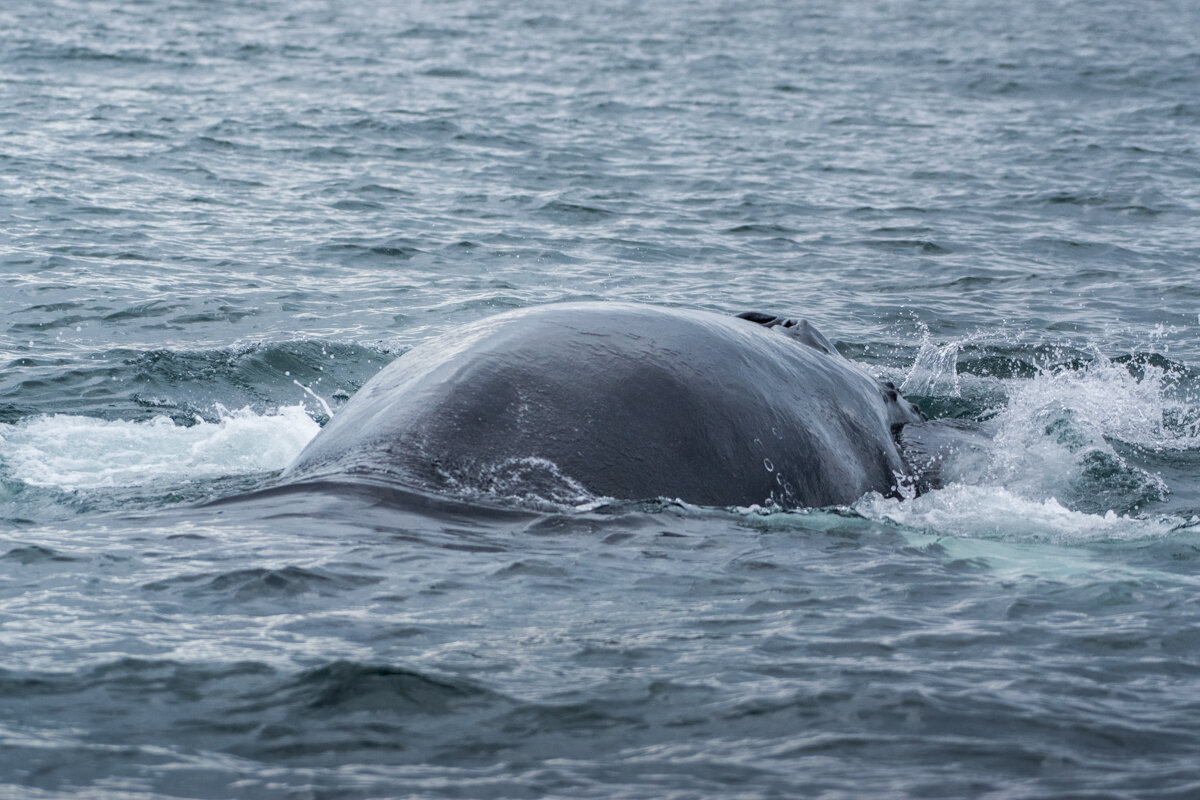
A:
0,405,320,490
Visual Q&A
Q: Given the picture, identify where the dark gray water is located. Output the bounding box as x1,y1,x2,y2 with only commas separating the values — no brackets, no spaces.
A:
3,1,1200,797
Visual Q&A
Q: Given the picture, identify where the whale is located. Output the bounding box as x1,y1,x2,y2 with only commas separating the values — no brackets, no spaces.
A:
284,302,930,509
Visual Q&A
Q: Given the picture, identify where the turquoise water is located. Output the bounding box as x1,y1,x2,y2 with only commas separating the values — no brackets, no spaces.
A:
3,1,1200,797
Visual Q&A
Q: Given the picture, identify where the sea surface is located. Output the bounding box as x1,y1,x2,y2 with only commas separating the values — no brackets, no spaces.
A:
3,1,1200,797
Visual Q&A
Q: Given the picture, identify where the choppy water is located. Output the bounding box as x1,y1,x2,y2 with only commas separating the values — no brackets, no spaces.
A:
3,1,1200,797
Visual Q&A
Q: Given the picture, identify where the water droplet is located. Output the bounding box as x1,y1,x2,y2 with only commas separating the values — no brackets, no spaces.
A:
763,458,774,472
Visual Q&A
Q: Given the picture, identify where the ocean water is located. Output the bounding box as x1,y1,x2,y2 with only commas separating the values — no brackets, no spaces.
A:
3,0,1200,797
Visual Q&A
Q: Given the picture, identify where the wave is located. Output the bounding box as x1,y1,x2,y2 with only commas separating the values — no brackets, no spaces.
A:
1,339,383,425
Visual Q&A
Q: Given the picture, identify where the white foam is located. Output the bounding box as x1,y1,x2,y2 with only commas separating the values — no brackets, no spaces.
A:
855,484,1179,545
0,405,320,490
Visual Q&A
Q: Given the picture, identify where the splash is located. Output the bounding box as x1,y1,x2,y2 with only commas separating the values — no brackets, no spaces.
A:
982,354,1197,506
860,351,1200,542
293,378,334,418
898,320,998,397
900,330,963,397
0,405,320,490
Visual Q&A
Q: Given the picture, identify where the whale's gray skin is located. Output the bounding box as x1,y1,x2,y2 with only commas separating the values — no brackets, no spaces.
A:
285,303,927,509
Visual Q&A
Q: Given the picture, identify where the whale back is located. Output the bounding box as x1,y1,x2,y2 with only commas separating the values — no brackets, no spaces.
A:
286,303,920,508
